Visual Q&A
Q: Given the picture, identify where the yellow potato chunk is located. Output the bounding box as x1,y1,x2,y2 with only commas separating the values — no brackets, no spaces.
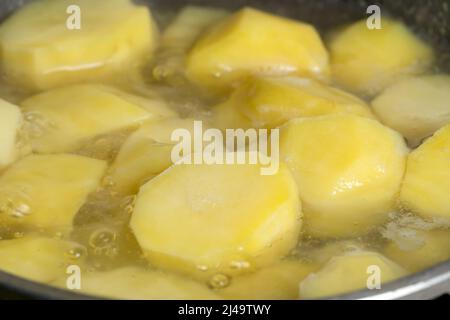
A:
0,0,158,90
280,115,408,238
130,155,301,278
210,101,254,131
384,229,450,273
21,84,170,154
98,86,178,117
216,77,374,129
110,118,201,195
153,6,229,84
329,19,434,96
0,99,22,170
54,267,219,300
304,241,367,265
186,7,329,93
400,125,450,220
0,236,85,283
372,75,450,147
0,154,107,232
219,260,317,300
300,251,407,298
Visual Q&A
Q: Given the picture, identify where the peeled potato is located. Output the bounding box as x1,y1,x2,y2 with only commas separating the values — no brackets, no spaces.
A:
210,100,254,131
21,84,173,154
372,75,450,147
0,0,158,90
153,6,229,84
186,7,329,93
0,154,107,232
53,266,219,300
110,118,201,194
130,154,301,278
280,115,408,238
219,260,317,300
0,99,22,170
384,229,450,273
98,85,177,117
0,236,85,283
304,241,367,265
329,19,434,96
300,251,407,299
216,77,374,129
400,125,450,220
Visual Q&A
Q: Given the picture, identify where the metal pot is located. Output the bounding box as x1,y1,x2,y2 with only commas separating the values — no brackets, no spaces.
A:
0,0,448,300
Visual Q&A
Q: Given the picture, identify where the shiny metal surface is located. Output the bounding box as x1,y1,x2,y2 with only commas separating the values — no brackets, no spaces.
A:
0,0,448,300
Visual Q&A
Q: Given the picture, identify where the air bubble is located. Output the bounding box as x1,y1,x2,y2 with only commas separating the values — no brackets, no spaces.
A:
13,231,24,239
197,265,209,272
23,112,55,139
153,65,172,80
66,246,87,260
229,260,250,270
121,195,136,214
89,228,117,250
103,176,116,188
208,273,230,289
0,197,32,219
10,203,31,218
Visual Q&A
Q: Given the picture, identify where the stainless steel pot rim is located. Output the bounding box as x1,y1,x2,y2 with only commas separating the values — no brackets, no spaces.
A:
0,0,448,301
0,259,448,300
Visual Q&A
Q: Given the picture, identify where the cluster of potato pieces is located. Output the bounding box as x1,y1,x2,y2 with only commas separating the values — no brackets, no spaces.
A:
0,0,449,299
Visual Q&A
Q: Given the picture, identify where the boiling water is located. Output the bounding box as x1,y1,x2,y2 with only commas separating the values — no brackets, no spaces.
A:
0,4,449,298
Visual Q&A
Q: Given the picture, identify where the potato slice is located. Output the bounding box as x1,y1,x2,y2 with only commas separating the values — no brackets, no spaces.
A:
53,267,220,300
110,118,201,194
210,100,254,131
130,155,301,278
153,6,229,84
329,19,434,96
384,229,450,273
186,7,329,93
0,154,107,232
219,260,317,300
21,84,172,154
372,75,450,147
0,0,158,90
303,241,367,265
215,77,374,129
0,99,22,170
300,251,407,299
98,85,177,117
0,236,85,283
53,266,219,300
280,115,408,238
400,125,450,220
